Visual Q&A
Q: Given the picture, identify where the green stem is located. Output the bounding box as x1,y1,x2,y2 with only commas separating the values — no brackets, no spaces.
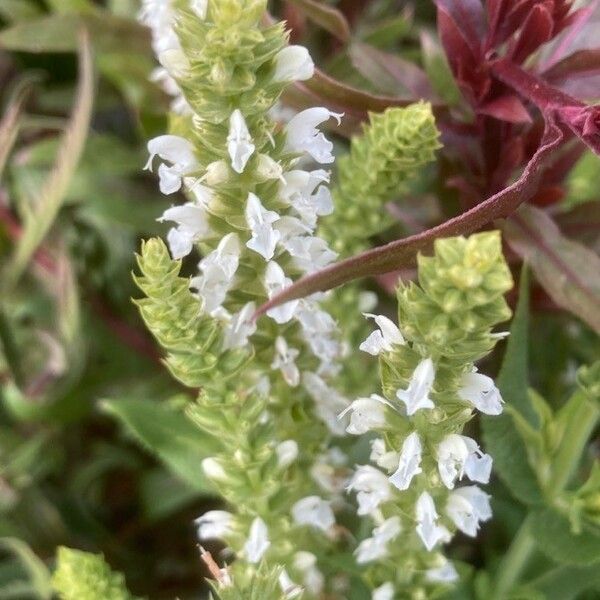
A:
0,305,23,387
492,393,600,599
551,392,599,493
492,516,535,600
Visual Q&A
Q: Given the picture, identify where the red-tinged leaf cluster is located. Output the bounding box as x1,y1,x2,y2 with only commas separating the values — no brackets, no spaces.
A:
262,0,600,333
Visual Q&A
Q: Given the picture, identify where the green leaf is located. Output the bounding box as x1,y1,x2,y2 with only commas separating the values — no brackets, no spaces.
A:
289,0,350,42
530,507,600,566
349,42,435,98
0,0,42,23
527,564,600,600
0,538,52,600
0,12,150,55
420,30,461,105
101,398,219,493
0,75,38,178
504,204,600,334
483,268,544,505
140,469,201,522
6,29,94,288
564,150,600,207
497,268,538,424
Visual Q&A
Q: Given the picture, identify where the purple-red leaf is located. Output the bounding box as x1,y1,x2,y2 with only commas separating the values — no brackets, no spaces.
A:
303,67,417,114
543,49,600,98
349,42,437,100
491,58,600,155
503,204,600,333
256,122,563,316
555,202,600,249
479,94,532,123
288,0,351,43
509,3,554,63
434,0,486,54
556,105,600,155
436,8,488,104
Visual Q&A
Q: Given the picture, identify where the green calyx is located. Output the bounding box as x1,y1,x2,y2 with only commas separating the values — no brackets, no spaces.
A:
209,562,290,600
173,0,288,122
52,547,134,600
134,237,252,388
323,102,441,255
398,231,513,365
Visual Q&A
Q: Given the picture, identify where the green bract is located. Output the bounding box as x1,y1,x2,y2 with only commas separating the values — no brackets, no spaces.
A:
52,547,134,600
323,103,441,255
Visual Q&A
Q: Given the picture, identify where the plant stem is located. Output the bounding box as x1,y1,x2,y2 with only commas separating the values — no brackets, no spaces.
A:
492,393,600,599
551,392,599,493
492,516,535,600
0,305,23,387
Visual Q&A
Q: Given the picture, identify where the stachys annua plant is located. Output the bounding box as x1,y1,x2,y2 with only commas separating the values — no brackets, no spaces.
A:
343,231,512,598
138,0,350,596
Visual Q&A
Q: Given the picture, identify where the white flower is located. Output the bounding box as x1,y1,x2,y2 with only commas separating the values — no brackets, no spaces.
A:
271,336,300,387
310,449,347,495
296,301,342,366
458,371,504,415
190,0,208,19
437,434,493,489
245,193,281,260
293,552,324,596
202,457,228,482
283,235,337,273
303,372,350,436
292,496,335,532
273,45,314,82
446,486,492,537
195,510,233,540
396,358,436,415
360,313,405,355
254,374,271,397
158,45,189,78
415,492,452,551
145,135,198,194
274,215,313,241
227,109,255,173
222,302,257,350
190,233,241,315
158,203,211,259
284,107,343,164
279,570,303,598
276,440,299,468
244,517,270,563
355,517,402,564
372,582,395,600
347,465,393,516
369,438,400,472
339,394,391,435
425,559,459,583
186,179,213,206
279,169,332,228
389,431,423,491
264,261,299,323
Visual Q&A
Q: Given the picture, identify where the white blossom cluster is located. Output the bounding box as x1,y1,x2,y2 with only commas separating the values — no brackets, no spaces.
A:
138,0,201,113
342,314,504,596
139,1,352,595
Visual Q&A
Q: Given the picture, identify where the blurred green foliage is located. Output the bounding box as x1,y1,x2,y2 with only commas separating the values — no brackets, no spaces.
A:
0,0,598,598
